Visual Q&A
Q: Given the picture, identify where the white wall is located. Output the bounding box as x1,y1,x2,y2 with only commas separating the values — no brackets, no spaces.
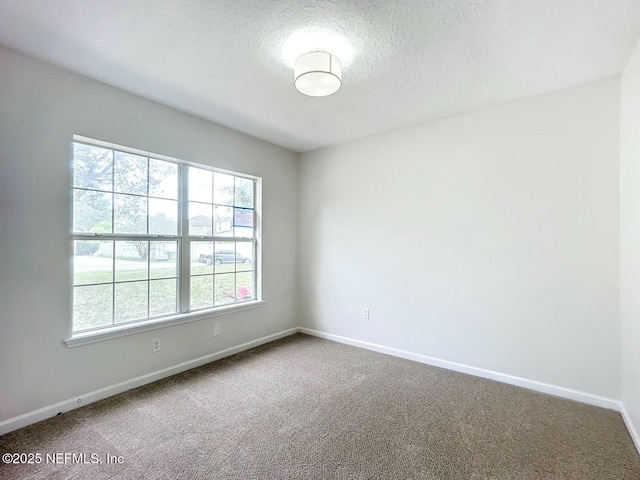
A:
0,41,629,430
0,46,298,421
620,36,640,445
299,79,621,399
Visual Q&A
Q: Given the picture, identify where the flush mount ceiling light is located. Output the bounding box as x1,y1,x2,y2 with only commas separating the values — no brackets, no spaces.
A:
294,51,342,97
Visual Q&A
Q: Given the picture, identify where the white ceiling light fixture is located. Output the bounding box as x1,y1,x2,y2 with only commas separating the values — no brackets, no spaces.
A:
294,51,342,97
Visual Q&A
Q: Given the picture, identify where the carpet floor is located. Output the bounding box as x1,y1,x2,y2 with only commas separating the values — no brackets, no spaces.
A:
1,333,639,479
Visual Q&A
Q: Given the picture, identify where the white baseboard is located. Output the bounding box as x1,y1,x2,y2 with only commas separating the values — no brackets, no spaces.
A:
299,328,621,411
0,327,299,436
620,403,640,455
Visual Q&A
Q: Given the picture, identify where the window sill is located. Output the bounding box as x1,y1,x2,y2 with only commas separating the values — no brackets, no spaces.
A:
65,300,266,348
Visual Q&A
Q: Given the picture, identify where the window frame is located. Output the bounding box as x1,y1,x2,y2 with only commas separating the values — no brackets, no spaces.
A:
66,135,264,348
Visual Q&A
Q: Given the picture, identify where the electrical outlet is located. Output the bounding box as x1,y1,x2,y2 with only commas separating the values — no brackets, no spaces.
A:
363,308,370,320
152,338,161,352
213,322,221,336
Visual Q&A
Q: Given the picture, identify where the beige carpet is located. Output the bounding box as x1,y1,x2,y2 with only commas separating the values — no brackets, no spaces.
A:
1,333,639,479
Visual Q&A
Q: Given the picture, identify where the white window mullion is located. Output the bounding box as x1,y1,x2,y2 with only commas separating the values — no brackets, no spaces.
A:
111,238,116,326
255,178,262,301
179,164,190,313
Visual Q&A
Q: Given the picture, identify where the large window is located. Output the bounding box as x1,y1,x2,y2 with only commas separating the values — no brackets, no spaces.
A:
71,137,260,334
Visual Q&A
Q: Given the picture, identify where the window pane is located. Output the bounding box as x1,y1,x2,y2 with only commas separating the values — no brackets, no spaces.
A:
234,226,253,238
73,284,113,331
234,177,254,208
189,167,212,203
191,241,214,274
191,275,213,310
114,151,148,195
214,205,233,236
150,279,177,317
74,241,112,285
233,207,254,238
213,241,235,273
189,202,213,236
213,172,234,206
73,143,113,191
115,281,148,323
214,273,235,306
237,271,255,301
236,242,253,272
114,194,147,234
149,159,178,200
73,190,112,233
149,198,178,235
150,241,177,278
115,241,148,281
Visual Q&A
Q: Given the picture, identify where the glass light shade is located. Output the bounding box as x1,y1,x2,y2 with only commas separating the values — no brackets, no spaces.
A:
294,51,342,97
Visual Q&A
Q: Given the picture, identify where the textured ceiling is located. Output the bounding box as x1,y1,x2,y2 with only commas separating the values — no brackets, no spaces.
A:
1,1,639,152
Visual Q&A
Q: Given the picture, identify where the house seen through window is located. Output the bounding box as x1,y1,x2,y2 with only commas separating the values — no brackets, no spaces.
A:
72,138,260,333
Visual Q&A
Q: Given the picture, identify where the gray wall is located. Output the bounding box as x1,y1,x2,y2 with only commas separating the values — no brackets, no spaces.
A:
1,40,635,443
621,36,640,446
298,79,621,399
0,46,298,421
